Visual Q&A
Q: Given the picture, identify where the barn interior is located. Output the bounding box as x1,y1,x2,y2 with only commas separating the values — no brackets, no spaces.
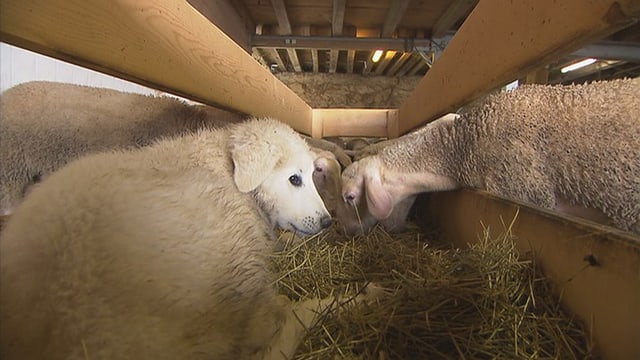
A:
1,0,639,358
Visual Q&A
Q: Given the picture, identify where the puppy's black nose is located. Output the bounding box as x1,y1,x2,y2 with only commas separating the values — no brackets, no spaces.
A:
320,215,332,229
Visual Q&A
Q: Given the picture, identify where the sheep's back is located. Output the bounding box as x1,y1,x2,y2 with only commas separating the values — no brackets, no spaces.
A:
462,78,640,230
0,81,244,213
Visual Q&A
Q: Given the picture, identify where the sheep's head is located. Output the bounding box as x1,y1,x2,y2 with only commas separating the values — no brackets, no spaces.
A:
336,156,394,236
311,151,342,216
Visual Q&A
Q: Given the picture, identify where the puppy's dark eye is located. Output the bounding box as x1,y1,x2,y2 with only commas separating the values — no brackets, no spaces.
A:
289,174,302,187
315,166,323,172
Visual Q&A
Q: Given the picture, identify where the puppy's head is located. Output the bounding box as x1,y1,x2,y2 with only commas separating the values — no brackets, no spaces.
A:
230,118,332,236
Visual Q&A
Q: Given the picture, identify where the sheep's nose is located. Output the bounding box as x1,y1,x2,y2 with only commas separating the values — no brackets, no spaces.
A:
320,215,332,229
343,192,356,202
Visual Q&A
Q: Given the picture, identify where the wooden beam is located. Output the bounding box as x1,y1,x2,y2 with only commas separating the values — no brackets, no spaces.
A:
0,0,313,134
252,35,430,50
381,0,411,37
271,0,292,35
286,48,302,72
251,48,269,67
302,25,319,73
431,0,478,38
332,0,346,36
329,50,339,73
395,54,421,77
187,0,251,52
398,0,640,134
312,50,319,73
271,0,301,72
262,48,287,71
226,0,256,37
423,189,640,360
386,51,412,76
313,109,397,138
374,50,397,75
347,49,355,73
407,58,426,76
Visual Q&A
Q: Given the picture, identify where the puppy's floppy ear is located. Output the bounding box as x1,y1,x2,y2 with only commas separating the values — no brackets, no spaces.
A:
230,129,281,193
364,171,394,220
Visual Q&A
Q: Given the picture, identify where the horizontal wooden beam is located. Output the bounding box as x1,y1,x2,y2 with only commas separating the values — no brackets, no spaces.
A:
0,0,313,134
398,0,640,134
313,109,397,138
422,189,640,360
252,35,431,51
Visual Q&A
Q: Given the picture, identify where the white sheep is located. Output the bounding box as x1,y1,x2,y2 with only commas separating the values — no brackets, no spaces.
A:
304,135,353,168
310,148,342,216
0,117,336,359
340,78,640,235
335,116,459,236
0,81,244,215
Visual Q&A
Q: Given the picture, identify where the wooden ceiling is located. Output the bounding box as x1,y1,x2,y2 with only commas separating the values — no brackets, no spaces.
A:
189,0,640,84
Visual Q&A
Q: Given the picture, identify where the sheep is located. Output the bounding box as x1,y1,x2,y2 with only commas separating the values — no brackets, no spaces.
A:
304,135,352,169
310,148,342,216
0,117,337,359
340,78,640,235
334,114,459,236
0,81,244,215
345,138,371,152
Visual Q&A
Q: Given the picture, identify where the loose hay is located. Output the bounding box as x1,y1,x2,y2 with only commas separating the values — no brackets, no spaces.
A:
272,223,596,359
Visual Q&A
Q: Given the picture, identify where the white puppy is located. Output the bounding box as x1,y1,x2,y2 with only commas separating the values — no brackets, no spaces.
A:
0,117,332,359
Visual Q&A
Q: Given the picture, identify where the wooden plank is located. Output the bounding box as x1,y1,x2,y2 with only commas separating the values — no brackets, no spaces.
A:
386,109,399,138
271,0,302,72
374,50,397,75
347,49,355,73
332,0,346,36
431,0,478,38
0,0,313,134
252,35,430,50
271,0,293,35
395,54,421,77
386,51,412,76
329,49,339,73
362,0,410,75
422,189,640,360
381,0,411,37
398,0,640,134
302,25,319,73
406,57,425,76
286,48,302,72
312,50,319,72
314,109,397,138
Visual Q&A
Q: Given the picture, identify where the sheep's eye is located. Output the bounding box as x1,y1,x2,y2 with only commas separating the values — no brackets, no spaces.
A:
289,174,302,187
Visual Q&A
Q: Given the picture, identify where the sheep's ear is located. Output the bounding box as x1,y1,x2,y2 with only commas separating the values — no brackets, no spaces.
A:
231,141,280,193
364,173,394,220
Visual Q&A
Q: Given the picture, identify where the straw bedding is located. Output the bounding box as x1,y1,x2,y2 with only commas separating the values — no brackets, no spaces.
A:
272,222,595,359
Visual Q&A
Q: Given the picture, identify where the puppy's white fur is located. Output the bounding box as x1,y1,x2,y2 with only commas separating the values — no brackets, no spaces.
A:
0,118,331,359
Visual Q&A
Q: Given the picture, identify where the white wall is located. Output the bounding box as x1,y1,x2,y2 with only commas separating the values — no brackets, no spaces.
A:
0,42,193,103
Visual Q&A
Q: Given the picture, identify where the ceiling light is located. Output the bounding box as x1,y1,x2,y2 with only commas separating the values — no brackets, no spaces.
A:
371,49,384,63
560,58,597,73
